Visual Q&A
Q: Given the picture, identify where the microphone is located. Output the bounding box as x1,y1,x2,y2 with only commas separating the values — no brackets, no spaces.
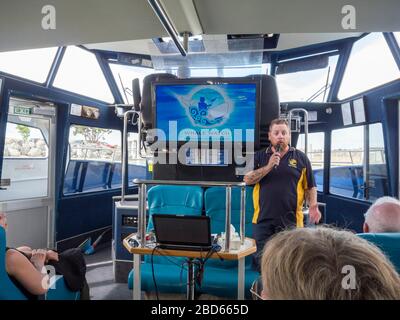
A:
274,144,282,169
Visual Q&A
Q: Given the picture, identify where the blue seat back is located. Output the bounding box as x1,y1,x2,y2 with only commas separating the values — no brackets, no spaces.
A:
145,185,203,264
0,226,28,300
357,232,400,273
45,276,80,300
204,186,254,268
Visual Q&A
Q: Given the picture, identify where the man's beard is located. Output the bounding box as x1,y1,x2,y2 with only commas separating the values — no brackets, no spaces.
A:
275,141,288,149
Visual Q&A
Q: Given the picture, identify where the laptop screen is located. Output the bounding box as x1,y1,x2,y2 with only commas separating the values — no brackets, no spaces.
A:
152,214,211,248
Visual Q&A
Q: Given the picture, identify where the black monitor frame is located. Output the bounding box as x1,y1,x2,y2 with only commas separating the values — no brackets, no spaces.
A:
151,76,261,151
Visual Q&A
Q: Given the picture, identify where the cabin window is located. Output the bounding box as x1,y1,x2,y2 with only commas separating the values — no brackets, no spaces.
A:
276,55,338,102
109,64,159,104
338,33,400,100
0,47,58,83
0,122,49,201
329,123,388,201
296,132,324,192
63,125,122,194
53,46,114,103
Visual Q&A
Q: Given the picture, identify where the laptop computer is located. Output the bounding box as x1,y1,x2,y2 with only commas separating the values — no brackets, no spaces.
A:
152,214,213,251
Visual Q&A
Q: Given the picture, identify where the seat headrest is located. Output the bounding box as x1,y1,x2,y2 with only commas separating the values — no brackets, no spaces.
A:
204,187,254,225
357,232,400,273
358,232,400,247
148,185,203,210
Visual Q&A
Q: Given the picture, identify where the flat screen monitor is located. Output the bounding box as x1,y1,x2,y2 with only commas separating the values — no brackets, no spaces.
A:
153,79,260,145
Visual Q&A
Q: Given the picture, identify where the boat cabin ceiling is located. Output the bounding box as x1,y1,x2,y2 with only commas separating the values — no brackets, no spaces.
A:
0,0,396,53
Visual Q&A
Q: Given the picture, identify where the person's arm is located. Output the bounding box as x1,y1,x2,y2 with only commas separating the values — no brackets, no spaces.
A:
303,155,321,224
305,187,321,224
6,249,49,296
15,246,32,259
243,152,280,185
243,165,272,185
15,246,58,262
305,187,318,208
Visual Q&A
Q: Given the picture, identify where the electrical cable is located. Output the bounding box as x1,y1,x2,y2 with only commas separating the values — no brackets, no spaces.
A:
151,245,160,300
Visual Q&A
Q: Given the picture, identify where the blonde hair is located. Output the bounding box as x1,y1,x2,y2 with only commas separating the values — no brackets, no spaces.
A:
261,227,400,300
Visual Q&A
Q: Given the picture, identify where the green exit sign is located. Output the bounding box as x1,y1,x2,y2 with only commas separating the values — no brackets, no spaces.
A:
14,106,32,115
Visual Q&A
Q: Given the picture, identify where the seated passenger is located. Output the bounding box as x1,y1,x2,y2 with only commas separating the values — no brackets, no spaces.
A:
363,196,400,233
0,213,89,299
260,227,400,299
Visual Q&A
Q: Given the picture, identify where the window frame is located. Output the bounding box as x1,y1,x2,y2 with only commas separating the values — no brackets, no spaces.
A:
3,121,49,159
328,122,388,202
275,53,339,103
63,124,123,196
0,47,59,85
52,46,115,104
337,32,400,101
296,131,325,193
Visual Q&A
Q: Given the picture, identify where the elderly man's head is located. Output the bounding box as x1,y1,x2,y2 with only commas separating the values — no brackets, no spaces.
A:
363,196,400,233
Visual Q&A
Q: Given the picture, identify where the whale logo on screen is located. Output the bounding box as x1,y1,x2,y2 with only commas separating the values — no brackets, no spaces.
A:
173,86,233,128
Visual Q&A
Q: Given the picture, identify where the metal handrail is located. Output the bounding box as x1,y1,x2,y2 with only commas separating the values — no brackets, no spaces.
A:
288,108,309,156
133,179,247,252
133,179,246,187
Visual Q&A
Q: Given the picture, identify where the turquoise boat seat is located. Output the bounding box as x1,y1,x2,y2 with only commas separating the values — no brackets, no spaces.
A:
201,187,259,299
128,185,203,294
357,232,400,273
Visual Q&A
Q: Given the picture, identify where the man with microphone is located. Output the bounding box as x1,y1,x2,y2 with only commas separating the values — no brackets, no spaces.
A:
244,118,321,271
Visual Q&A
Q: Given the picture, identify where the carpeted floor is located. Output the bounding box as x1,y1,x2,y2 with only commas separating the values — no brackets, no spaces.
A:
84,242,132,300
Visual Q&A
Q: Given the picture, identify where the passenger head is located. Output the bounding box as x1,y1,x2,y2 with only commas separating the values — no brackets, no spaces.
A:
0,213,7,231
261,227,400,300
363,196,400,233
268,118,290,149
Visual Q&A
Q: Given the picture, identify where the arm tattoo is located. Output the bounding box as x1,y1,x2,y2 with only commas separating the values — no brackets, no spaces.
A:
244,166,269,184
